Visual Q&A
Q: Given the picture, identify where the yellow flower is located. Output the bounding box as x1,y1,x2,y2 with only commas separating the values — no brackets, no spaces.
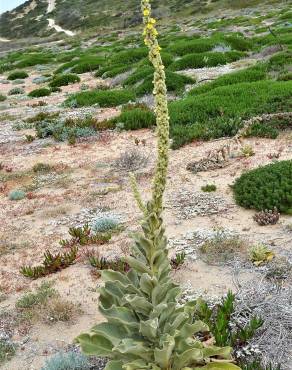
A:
143,9,150,16
149,18,156,24
147,23,154,29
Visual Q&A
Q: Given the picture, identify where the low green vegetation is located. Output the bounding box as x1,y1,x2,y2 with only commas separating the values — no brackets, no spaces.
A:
28,88,51,98
0,94,7,102
111,106,156,130
49,73,80,87
189,64,267,95
41,352,90,370
169,80,292,148
169,51,245,71
201,184,217,192
233,160,292,214
64,89,135,107
7,70,28,80
0,340,15,365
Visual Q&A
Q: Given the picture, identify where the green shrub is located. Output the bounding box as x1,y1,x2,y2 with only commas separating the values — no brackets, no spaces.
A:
28,88,51,98
16,282,56,309
233,160,292,214
112,47,148,64
49,74,80,87
224,35,252,51
188,64,267,96
0,340,15,364
64,89,135,108
112,107,156,130
122,66,154,86
0,94,7,101
169,80,292,148
9,189,26,201
167,37,219,56
55,55,104,74
15,53,53,68
201,184,217,192
7,70,28,80
169,51,245,71
8,87,25,95
135,70,194,96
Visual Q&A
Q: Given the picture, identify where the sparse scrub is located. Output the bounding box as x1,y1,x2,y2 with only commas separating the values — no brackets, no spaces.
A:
7,70,28,80
8,87,25,95
233,160,292,214
16,282,56,309
199,230,246,264
113,148,148,171
0,94,7,102
28,88,51,98
49,74,80,88
0,339,16,365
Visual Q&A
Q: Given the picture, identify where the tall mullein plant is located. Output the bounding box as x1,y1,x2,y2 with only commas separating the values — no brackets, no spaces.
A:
76,1,241,369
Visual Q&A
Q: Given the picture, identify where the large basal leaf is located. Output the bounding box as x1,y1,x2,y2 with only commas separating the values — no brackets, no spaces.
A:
122,294,153,315
154,334,175,367
125,256,152,274
114,338,153,361
173,348,204,370
91,322,126,346
76,333,114,356
202,346,232,359
139,317,159,339
99,305,139,328
195,362,241,370
105,360,124,370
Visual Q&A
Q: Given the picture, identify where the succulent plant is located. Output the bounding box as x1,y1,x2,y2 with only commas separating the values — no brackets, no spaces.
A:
253,208,280,226
249,244,275,266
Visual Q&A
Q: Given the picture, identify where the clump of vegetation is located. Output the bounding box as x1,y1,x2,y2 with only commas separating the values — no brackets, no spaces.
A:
0,339,16,365
90,214,121,233
34,115,98,142
170,252,186,269
113,148,148,172
7,70,28,80
8,87,24,95
110,106,156,130
253,208,280,226
8,189,26,201
240,144,255,158
41,351,90,370
233,160,292,214
88,254,130,276
20,246,78,279
64,89,135,108
199,231,246,265
59,224,111,248
201,184,217,192
32,162,52,173
169,80,292,148
16,281,56,309
28,88,51,98
49,73,80,88
249,244,275,266
0,94,7,102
